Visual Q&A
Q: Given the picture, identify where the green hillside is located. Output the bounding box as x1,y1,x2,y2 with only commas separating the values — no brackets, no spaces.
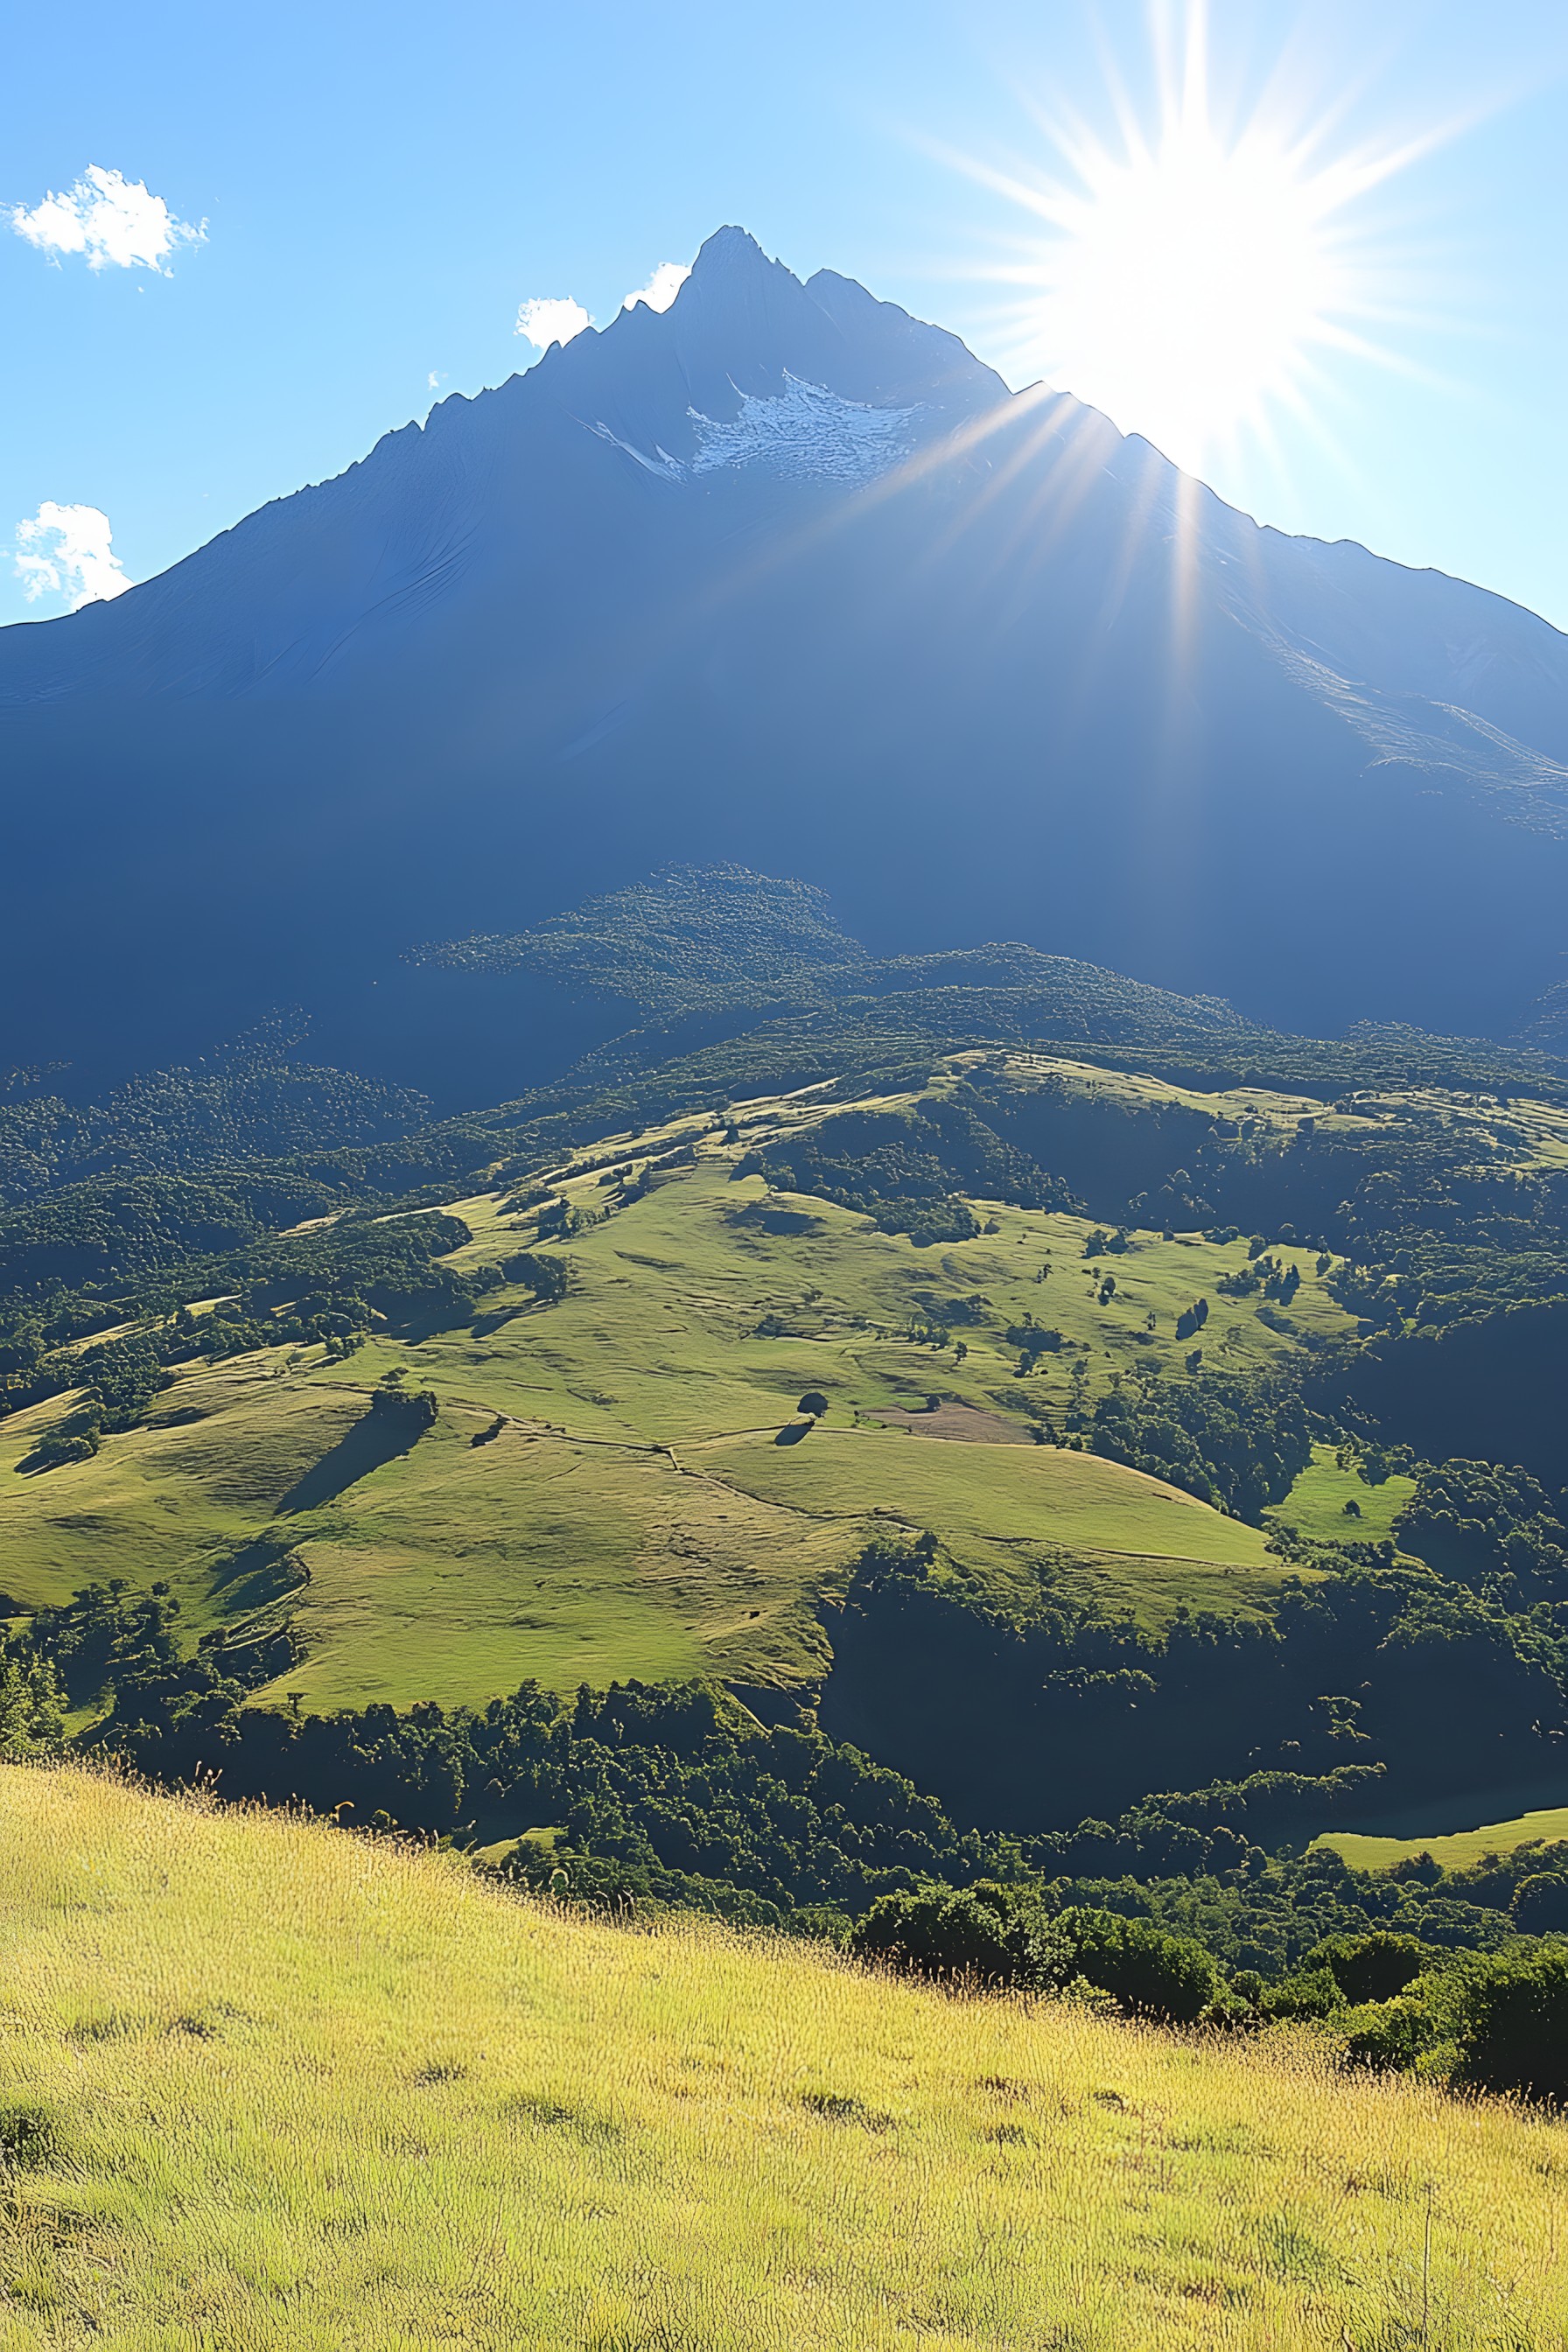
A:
1321,1804,1568,1873
6,894,1568,1895
0,1068,1350,1713
4,1765,1567,2352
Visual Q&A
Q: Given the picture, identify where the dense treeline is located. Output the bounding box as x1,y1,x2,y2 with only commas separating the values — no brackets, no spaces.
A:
0,1018,429,1212
10,1576,1568,2070
843,1874,1568,2099
821,1537,1568,1831
13,1537,1562,1924
1085,1370,1312,1518
754,1093,1081,1244
1392,1458,1568,1605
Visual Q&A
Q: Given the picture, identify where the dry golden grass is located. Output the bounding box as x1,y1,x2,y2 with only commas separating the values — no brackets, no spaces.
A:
3,1766,1566,2349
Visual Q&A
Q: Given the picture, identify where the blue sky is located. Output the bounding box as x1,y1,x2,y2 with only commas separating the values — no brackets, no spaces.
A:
3,0,1566,627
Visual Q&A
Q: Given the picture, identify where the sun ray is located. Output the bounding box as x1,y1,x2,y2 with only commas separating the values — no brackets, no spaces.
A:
942,0,1474,493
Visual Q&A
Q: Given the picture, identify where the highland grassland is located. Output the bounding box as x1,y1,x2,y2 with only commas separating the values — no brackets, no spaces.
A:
0,1071,1354,1712
4,1764,1567,2352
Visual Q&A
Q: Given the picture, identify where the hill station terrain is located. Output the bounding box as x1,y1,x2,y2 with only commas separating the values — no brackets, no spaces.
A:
4,227,1568,2347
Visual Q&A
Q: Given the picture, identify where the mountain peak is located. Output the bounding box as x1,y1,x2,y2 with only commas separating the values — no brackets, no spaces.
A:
690,224,775,275
4,230,1568,1080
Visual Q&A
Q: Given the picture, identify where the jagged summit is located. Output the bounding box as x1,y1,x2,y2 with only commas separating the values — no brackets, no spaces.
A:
690,221,778,274
0,225,1566,1095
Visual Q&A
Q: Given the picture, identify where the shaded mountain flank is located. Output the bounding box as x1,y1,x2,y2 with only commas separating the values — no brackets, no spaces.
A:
4,228,1568,1103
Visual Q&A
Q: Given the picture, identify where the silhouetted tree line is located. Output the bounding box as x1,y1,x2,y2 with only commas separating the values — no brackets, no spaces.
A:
10,1571,1568,2059
820,1538,1568,1834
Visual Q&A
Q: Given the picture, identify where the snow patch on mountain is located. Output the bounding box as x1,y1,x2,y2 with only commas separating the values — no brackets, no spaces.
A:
591,373,920,488
690,374,920,482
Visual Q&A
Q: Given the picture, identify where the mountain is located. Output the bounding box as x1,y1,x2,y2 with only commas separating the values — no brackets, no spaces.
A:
4,224,1567,1102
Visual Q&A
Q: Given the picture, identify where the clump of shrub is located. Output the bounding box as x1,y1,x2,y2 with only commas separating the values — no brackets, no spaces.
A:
846,1883,1223,2025
368,1371,439,1434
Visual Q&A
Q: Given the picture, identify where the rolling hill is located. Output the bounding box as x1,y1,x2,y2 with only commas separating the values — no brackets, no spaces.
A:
5,878,1568,1902
0,1068,1338,1716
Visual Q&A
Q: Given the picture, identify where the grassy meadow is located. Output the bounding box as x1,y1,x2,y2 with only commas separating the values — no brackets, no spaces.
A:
3,1764,1567,2352
1322,1802,1568,1874
0,1070,1359,1712
1267,1446,1418,1549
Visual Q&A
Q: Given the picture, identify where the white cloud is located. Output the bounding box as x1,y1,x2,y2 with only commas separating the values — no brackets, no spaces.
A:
622,261,690,314
428,371,445,390
514,296,592,351
12,503,133,609
10,165,206,274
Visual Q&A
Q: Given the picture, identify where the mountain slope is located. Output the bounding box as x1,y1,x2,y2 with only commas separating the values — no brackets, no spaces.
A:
3,228,1567,1095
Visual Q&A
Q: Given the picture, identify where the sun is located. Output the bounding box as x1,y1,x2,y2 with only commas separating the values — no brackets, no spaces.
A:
966,5,1424,476
1038,116,1339,463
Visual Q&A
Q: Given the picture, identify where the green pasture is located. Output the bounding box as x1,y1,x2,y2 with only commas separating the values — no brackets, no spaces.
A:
0,1357,365,1627
272,1408,849,1713
1320,1804,1568,1874
1266,1445,1417,1547
0,1080,1356,1708
13,1768,1568,2352
0,1358,845,1712
412,1141,1359,1446
695,1425,1288,1626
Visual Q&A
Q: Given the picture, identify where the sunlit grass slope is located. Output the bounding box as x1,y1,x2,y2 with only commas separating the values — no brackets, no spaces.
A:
1322,1803,1568,1873
4,1768,1567,2352
696,1428,1285,1624
1267,1445,1418,1548
0,1070,1355,1710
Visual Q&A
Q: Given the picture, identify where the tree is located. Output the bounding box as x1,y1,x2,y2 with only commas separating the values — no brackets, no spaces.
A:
846,1884,1068,1990
1307,1931,1432,2006
1447,1946,1568,2102
1512,1873,1568,1935
1060,1908,1222,2024
0,1653,66,1759
796,1391,830,1420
